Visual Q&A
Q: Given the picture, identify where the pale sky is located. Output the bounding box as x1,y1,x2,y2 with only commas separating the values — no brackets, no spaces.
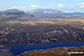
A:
0,0,84,12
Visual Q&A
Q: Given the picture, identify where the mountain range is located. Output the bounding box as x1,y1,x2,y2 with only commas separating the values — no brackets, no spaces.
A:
0,9,84,18
0,9,34,17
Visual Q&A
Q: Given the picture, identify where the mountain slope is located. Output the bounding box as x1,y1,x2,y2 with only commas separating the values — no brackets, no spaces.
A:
0,9,34,17
28,9,84,17
28,9,63,17
17,46,84,56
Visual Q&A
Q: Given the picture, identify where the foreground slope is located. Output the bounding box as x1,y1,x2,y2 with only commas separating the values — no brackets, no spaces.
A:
17,46,84,56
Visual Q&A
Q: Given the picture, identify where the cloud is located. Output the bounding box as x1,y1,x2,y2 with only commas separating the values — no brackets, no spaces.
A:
80,6,84,8
81,3,84,5
30,5,40,8
8,6,26,10
74,3,84,8
80,2,84,8
57,4,64,8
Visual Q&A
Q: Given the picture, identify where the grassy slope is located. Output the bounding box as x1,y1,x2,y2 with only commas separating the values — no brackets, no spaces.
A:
17,46,84,56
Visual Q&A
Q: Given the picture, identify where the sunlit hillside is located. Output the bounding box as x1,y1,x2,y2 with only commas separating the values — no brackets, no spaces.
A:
17,46,84,56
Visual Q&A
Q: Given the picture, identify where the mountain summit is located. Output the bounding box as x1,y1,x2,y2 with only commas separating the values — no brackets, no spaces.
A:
28,9,84,17
28,9,63,17
5,9,22,12
0,9,34,17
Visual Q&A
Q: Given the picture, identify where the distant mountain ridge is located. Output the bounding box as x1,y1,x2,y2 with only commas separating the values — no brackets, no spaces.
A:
28,9,63,17
0,9,84,18
0,9,34,17
28,9,84,17
5,9,22,12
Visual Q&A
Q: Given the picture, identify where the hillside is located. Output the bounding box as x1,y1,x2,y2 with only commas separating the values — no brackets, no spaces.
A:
28,9,84,17
0,9,34,18
17,46,84,56
0,17,84,45
0,9,84,45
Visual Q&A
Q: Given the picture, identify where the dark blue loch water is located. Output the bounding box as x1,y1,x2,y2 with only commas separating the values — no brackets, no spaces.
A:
2,41,84,55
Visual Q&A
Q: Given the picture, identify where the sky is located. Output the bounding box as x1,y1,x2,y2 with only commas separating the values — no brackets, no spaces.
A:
0,0,84,13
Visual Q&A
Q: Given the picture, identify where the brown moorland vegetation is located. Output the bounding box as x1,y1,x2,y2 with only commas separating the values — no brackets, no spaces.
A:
0,17,84,44
17,46,84,56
